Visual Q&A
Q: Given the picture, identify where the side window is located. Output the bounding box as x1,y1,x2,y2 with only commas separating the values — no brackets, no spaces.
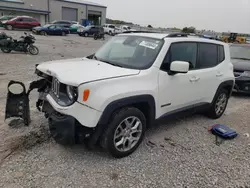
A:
196,43,218,69
161,42,197,71
23,18,31,22
49,25,56,29
218,45,225,63
16,18,23,22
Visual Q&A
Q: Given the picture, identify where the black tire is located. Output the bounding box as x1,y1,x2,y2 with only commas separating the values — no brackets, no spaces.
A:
1,48,11,53
40,31,47,36
62,31,66,36
109,31,112,36
6,25,13,30
94,34,98,40
101,107,146,158
48,112,76,145
28,45,39,55
84,32,89,37
206,88,229,119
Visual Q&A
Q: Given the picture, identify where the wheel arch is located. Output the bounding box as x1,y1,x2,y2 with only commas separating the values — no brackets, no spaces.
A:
98,94,156,128
87,94,156,148
212,80,234,104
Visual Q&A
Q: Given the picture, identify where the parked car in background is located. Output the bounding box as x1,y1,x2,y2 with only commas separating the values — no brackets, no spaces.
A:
0,15,16,27
2,16,40,30
103,24,122,35
69,23,85,34
32,24,70,36
51,20,77,28
77,25,103,37
119,25,136,33
230,44,250,93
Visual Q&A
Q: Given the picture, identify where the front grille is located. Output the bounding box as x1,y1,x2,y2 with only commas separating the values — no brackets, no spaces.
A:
51,77,60,98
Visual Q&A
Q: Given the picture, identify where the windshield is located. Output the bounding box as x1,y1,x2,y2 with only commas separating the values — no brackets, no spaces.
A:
230,45,250,60
94,35,164,69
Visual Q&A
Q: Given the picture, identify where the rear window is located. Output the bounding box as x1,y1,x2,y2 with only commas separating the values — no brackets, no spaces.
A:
196,43,218,69
218,45,225,62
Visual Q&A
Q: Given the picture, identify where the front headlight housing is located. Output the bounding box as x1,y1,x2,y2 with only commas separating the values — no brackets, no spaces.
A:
54,83,78,107
66,85,77,101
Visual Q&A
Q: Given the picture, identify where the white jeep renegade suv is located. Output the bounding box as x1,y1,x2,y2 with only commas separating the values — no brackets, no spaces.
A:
5,32,235,158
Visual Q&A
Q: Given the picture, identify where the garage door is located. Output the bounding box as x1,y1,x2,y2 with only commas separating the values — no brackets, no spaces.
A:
62,7,78,21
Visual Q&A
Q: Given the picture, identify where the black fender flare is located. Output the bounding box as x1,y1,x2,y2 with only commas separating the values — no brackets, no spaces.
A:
98,94,156,126
88,95,156,148
212,80,234,104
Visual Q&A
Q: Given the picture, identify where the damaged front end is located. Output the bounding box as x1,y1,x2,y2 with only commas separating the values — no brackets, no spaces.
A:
5,66,53,126
5,65,94,146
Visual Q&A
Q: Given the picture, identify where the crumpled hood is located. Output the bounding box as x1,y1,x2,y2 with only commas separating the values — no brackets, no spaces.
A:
37,57,140,86
231,59,250,71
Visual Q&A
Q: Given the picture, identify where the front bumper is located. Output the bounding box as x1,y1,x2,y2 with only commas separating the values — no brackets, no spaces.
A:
233,77,250,93
46,94,102,128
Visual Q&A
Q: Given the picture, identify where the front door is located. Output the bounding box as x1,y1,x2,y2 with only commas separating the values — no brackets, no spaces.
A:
15,18,25,29
158,42,200,117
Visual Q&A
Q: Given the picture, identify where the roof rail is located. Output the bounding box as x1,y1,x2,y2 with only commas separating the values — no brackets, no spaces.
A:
166,33,189,37
122,30,160,34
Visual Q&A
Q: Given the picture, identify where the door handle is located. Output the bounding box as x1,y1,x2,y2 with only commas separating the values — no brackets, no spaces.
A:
189,76,200,82
216,72,223,77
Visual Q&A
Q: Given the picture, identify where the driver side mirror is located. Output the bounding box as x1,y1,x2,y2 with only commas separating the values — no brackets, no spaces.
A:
169,61,189,75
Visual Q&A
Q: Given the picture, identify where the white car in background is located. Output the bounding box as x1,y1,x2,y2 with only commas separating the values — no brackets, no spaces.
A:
103,24,121,35
120,25,137,33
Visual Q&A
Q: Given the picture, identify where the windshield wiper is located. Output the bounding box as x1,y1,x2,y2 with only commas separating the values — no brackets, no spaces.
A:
100,60,123,67
232,57,250,60
93,55,98,60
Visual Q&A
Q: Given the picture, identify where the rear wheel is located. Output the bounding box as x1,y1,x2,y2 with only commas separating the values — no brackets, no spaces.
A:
206,88,229,119
1,48,11,53
62,31,66,36
101,107,146,158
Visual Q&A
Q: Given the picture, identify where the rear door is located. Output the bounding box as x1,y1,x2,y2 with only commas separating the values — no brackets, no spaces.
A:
55,25,62,35
23,18,32,29
194,42,221,103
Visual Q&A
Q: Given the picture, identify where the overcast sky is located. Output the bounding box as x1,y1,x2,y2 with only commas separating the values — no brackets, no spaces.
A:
95,0,250,33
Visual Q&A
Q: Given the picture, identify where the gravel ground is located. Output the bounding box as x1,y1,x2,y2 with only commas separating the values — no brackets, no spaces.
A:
0,29,250,188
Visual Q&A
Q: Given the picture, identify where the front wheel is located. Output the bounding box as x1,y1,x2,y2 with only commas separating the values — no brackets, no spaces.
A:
62,31,66,36
93,34,98,40
205,88,229,119
28,45,39,55
1,48,11,53
6,25,13,30
101,107,146,158
84,32,89,37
